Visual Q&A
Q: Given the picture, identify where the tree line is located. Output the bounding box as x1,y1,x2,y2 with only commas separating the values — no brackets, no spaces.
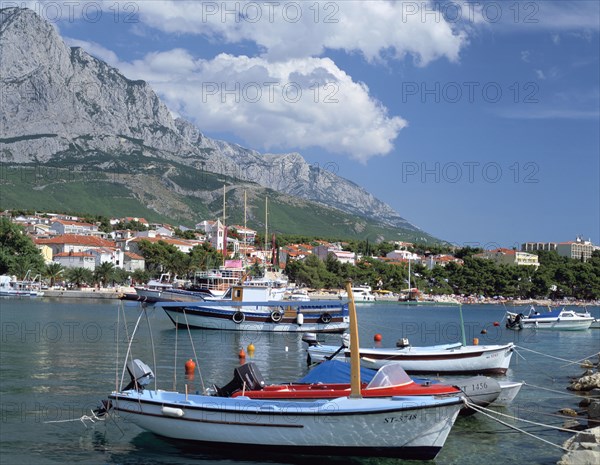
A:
2,217,599,299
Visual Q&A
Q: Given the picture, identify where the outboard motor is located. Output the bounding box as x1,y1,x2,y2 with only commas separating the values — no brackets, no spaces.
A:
215,362,266,397
123,359,155,391
301,332,319,347
396,338,410,348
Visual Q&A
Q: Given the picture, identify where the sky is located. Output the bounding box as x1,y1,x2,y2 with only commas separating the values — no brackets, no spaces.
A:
13,0,599,247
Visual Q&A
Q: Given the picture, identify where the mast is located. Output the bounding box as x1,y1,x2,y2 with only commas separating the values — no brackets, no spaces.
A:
264,196,268,269
345,280,362,399
222,184,226,266
243,190,247,268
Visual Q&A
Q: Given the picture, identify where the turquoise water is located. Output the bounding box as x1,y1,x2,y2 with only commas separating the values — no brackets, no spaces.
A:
1,298,598,464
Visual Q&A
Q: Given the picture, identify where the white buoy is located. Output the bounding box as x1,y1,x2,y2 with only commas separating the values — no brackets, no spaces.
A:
297,313,304,325
285,346,288,352
161,406,184,417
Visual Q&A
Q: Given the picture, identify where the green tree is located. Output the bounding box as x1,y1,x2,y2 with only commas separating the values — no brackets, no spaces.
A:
0,218,45,277
94,262,116,287
44,262,64,287
65,267,94,288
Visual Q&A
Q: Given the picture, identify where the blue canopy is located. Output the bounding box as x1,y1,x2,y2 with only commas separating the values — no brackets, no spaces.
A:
297,360,377,384
297,360,440,386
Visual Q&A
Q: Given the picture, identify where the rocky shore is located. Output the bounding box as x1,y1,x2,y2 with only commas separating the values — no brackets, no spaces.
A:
558,357,600,464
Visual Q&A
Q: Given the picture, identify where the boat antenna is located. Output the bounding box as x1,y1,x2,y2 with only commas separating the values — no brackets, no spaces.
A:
345,279,362,399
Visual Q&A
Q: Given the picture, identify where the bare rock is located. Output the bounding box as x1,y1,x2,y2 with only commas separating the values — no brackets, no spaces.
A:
558,427,600,465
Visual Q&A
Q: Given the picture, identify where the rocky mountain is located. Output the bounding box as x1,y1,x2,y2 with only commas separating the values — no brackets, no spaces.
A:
0,7,434,241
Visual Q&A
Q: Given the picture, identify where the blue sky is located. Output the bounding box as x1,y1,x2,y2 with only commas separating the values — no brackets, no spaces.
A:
24,0,599,247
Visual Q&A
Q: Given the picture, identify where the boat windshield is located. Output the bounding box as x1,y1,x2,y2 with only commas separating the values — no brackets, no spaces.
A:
366,363,412,388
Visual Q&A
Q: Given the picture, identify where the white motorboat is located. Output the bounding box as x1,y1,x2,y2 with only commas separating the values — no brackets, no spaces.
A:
0,273,44,297
506,306,594,331
101,282,464,460
340,285,376,302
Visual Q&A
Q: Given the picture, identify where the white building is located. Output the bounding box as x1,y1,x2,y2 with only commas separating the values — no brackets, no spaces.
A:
53,252,96,270
51,220,98,235
386,249,420,261
556,237,597,262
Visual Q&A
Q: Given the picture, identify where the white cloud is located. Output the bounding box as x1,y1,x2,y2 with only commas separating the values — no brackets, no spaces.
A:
76,45,407,161
132,1,466,66
521,50,531,62
535,69,545,80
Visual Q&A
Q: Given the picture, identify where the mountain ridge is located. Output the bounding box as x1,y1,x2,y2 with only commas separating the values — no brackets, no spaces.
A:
0,7,437,242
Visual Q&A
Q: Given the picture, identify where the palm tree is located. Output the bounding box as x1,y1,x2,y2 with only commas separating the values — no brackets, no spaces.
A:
94,262,115,288
65,267,93,288
44,262,64,287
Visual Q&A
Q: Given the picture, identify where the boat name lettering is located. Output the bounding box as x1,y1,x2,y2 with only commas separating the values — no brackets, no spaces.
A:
384,414,417,423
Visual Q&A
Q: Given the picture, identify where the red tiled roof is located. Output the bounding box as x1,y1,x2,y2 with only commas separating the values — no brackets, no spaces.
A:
54,252,94,258
35,234,115,247
124,252,144,260
52,219,95,227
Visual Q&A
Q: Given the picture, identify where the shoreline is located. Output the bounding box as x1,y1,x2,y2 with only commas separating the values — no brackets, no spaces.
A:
30,288,600,307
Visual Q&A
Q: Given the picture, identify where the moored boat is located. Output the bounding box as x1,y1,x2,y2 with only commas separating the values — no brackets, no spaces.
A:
505,306,594,331
159,286,349,332
101,281,464,460
0,273,44,297
306,338,514,374
226,360,501,415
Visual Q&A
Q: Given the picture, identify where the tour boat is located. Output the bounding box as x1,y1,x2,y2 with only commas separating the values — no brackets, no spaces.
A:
159,285,349,333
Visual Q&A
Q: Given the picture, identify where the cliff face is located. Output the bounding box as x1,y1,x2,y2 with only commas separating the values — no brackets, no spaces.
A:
0,7,421,235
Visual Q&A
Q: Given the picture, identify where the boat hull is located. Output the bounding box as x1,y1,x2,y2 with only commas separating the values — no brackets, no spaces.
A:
520,319,593,331
161,301,349,333
308,343,514,374
109,390,462,459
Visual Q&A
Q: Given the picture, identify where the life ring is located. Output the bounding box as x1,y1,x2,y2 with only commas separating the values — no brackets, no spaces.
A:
232,311,245,324
320,313,332,324
270,310,283,323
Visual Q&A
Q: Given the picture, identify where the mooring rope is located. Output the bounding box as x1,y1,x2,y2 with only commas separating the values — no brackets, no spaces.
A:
560,352,600,368
183,309,206,393
44,410,105,428
522,381,600,399
463,401,572,452
514,345,586,364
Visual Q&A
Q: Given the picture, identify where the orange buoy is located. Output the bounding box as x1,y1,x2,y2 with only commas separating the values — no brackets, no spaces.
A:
239,348,246,359
247,343,255,353
472,337,479,345
374,334,382,342
184,359,196,375
493,321,500,327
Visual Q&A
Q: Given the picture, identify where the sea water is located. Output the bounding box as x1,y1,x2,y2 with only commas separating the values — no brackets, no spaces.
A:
1,298,598,464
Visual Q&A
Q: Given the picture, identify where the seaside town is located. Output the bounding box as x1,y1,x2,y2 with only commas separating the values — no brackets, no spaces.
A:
2,209,600,306
1,4,599,464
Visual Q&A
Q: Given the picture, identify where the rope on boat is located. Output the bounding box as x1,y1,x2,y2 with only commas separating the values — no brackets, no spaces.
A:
560,352,600,368
522,381,600,399
463,401,573,452
183,309,206,393
44,410,106,428
514,345,584,364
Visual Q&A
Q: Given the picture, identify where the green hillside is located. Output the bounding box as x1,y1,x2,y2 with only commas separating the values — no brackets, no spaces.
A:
0,162,440,243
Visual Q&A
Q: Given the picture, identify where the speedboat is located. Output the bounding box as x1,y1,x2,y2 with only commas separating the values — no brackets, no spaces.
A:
505,306,594,331
224,360,501,415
